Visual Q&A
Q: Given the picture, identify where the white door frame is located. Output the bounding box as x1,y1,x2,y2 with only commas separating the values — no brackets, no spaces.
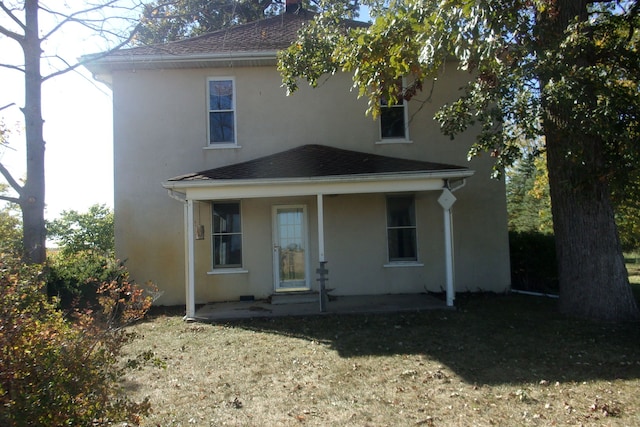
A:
272,204,310,292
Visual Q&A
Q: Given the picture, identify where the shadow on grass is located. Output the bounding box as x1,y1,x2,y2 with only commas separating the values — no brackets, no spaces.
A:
224,294,640,386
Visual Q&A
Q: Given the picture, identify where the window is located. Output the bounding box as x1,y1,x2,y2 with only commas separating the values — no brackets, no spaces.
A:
212,202,242,268
379,80,409,140
208,78,236,144
386,195,417,262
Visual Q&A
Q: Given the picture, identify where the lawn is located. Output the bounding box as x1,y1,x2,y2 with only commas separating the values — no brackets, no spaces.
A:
121,294,640,426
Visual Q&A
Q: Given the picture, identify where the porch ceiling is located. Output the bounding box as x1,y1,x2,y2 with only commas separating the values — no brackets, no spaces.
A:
163,144,474,200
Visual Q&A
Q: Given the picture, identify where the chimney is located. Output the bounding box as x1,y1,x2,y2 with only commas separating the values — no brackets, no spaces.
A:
285,0,302,14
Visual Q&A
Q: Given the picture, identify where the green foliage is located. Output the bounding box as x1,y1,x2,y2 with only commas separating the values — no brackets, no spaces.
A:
46,205,120,310
615,195,640,251
47,204,114,257
509,231,558,293
135,0,283,45
279,1,640,185
46,251,126,311
0,202,21,257
507,153,553,234
0,253,153,426
280,0,640,319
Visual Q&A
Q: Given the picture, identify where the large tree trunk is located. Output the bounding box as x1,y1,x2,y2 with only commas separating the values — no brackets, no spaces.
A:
546,132,639,320
21,0,47,264
540,0,639,321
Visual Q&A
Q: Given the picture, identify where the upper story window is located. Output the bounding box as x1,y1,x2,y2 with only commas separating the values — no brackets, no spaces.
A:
379,79,410,142
208,78,236,145
386,195,417,262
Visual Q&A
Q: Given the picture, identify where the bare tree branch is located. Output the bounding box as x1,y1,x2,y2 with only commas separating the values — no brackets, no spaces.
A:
0,0,27,32
0,162,24,198
0,23,24,43
0,103,16,112
38,0,132,41
0,194,20,204
42,21,142,82
0,63,25,73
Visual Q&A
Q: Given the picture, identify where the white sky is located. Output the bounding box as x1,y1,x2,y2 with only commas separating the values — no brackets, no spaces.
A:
0,1,133,220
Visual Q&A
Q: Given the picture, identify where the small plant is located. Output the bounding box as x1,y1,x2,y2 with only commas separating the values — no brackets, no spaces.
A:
0,253,154,426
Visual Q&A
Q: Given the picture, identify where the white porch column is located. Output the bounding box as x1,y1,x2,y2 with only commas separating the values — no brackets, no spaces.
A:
316,194,328,312
184,199,196,319
317,194,325,263
438,189,457,307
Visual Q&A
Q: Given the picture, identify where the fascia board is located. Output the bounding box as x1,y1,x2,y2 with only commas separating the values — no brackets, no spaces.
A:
85,51,279,74
162,170,475,201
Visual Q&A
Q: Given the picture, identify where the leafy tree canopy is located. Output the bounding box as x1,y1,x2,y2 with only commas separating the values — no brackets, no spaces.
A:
47,204,114,257
135,0,318,45
279,0,640,320
281,0,639,184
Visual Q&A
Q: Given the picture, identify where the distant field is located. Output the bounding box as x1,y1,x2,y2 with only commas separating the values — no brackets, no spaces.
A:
121,294,640,426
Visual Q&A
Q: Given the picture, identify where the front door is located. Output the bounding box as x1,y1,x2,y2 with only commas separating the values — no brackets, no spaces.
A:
273,205,309,291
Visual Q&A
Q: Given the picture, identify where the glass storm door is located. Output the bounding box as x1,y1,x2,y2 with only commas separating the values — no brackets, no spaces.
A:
273,205,309,291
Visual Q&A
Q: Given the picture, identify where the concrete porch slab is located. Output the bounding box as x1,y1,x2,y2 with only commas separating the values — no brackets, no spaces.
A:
193,293,448,321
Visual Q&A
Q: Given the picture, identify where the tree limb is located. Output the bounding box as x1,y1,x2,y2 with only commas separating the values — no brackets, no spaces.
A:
0,23,24,43
0,63,25,73
0,193,20,204
0,162,24,198
0,1,26,32
39,0,129,41
0,103,16,112
42,21,143,82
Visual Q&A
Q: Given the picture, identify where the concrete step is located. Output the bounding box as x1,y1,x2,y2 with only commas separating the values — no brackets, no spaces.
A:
271,291,319,305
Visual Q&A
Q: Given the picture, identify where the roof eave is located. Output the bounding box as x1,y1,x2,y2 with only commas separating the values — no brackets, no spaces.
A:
84,50,280,75
162,169,475,201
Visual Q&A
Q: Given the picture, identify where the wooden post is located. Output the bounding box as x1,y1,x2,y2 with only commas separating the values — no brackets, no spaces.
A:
317,262,329,312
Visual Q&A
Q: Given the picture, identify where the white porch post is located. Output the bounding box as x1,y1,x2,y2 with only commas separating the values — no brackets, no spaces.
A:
317,194,325,263
316,194,328,312
184,199,196,319
438,189,457,307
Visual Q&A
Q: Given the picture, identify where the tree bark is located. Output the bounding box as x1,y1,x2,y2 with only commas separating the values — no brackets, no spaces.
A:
540,0,639,321
21,0,47,264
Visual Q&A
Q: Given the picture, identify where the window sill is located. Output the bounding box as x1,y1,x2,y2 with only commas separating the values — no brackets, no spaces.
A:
383,262,424,268
203,144,242,150
207,268,249,275
375,139,413,145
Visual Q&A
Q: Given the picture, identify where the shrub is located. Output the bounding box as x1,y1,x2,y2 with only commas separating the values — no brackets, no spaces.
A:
509,231,559,293
0,253,153,426
46,251,133,312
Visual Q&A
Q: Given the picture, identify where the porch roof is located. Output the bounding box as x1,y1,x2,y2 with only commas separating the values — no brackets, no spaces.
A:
163,145,474,200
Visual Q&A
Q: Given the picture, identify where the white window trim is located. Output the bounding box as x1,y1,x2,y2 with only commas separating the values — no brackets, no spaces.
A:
207,268,249,275
377,77,411,143
206,76,238,147
211,200,244,271
383,262,424,268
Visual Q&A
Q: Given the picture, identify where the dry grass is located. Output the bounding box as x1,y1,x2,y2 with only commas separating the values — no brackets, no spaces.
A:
121,294,640,426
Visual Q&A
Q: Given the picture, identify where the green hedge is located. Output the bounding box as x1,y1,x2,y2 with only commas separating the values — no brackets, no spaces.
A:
509,231,559,293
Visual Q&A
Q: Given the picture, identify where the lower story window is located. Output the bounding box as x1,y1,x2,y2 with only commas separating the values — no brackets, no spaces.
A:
386,195,417,262
212,201,242,268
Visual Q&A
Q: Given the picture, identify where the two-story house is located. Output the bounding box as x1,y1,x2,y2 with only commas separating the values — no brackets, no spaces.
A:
86,8,511,319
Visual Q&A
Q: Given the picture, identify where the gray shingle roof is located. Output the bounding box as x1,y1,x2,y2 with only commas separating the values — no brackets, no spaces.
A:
107,11,366,58
169,145,468,182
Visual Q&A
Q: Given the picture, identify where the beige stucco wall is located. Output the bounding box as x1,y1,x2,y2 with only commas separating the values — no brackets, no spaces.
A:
111,63,510,306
